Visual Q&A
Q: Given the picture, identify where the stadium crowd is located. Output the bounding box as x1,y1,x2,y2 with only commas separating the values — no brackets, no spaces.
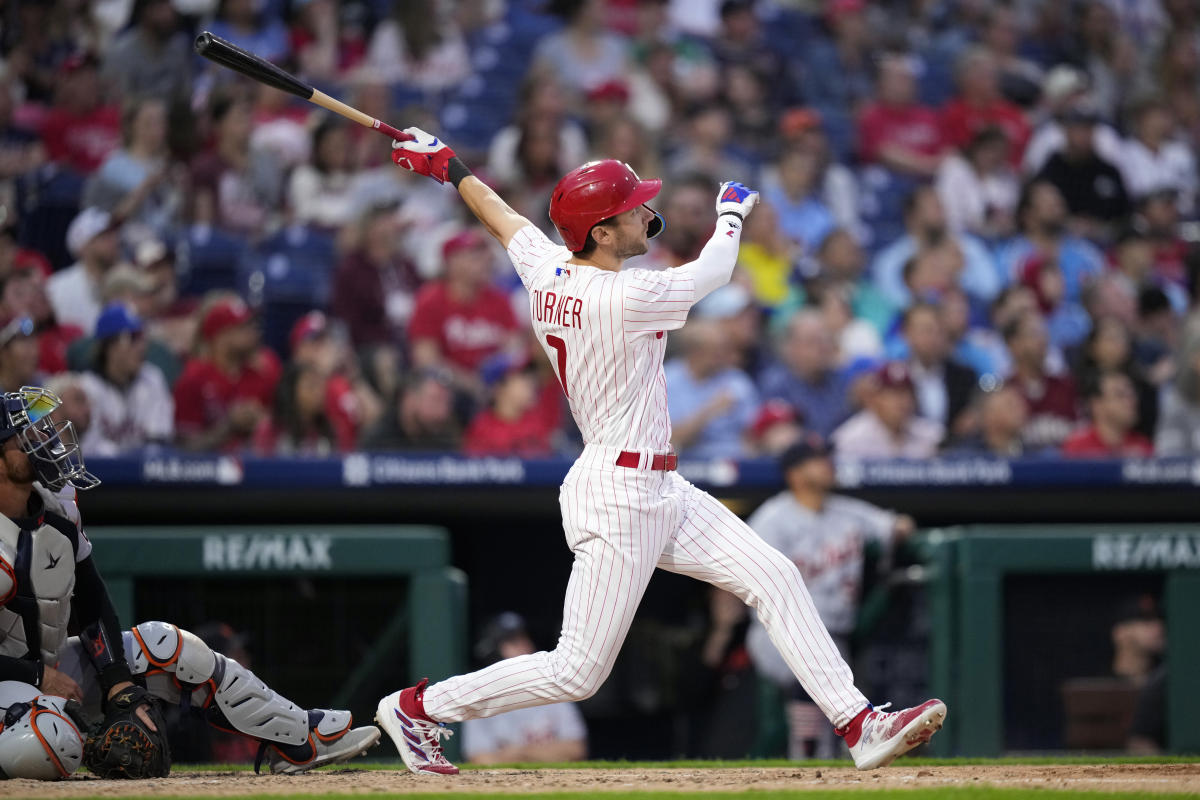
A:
2,0,1200,461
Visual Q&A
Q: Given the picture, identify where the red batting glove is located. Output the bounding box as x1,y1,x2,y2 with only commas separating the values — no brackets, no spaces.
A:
391,127,456,184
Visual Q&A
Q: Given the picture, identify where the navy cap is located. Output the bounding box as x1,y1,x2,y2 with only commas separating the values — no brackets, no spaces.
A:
779,433,832,472
94,303,143,340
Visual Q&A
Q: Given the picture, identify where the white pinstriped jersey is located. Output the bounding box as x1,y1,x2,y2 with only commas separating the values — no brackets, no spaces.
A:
507,226,696,451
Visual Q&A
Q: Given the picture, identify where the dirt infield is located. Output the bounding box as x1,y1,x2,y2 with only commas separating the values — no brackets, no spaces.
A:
5,763,1199,797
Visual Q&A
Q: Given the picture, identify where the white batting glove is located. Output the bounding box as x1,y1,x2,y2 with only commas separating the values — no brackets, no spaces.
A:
715,181,759,220
391,127,456,184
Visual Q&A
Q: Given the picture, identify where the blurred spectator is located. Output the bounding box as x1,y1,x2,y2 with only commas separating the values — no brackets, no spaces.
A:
42,372,93,445
101,0,192,103
1118,95,1197,216
1000,180,1104,302
1075,315,1158,439
806,279,882,366
39,51,121,175
79,303,173,455
1004,310,1079,450
290,0,367,85
84,97,181,236
776,109,864,238
935,125,1019,239
1062,371,1152,457
190,90,285,236
831,361,943,458
249,84,312,169
208,0,291,66
1035,104,1130,238
946,384,1029,457
665,319,759,459
0,68,46,213
488,78,588,191
745,434,913,760
1133,189,1191,293
1134,286,1180,388
1110,595,1166,753
720,65,776,161
857,53,945,179
803,0,875,114
940,47,1031,166
760,147,835,257
462,612,587,764
746,399,804,457
173,298,281,452
693,283,768,375
899,303,978,435
256,362,351,456
806,229,892,336
1022,66,1125,174
0,263,83,377
1017,253,1092,350
1110,227,1188,317
4,3,77,104
409,229,520,397
463,354,555,458
535,0,631,95
331,203,421,350
361,369,461,451
47,207,122,334
287,119,356,231
1155,321,1200,455
759,310,853,439
1074,1,1139,122
733,197,795,310
664,103,756,186
363,0,470,92
710,0,792,112
979,4,1044,107
641,175,714,267
871,185,1000,308
0,314,40,392
290,310,380,450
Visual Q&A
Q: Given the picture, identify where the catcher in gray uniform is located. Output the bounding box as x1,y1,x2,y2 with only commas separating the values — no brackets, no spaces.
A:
745,435,914,760
0,386,379,779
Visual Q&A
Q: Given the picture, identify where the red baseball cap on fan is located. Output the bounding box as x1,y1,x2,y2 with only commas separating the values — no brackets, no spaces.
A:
201,298,253,342
442,229,490,261
289,310,329,353
875,361,914,391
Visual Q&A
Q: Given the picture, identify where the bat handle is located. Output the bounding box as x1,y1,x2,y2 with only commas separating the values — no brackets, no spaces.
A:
374,120,413,141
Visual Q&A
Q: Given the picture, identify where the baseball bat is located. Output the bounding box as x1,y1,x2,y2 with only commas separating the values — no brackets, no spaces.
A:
194,31,412,142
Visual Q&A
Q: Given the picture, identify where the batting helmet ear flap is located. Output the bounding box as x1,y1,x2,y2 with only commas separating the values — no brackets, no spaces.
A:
646,206,664,240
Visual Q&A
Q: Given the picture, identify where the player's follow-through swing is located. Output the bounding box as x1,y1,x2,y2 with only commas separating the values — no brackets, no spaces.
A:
192,31,947,776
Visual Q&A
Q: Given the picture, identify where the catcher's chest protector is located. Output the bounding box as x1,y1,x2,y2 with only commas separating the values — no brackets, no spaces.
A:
0,513,75,665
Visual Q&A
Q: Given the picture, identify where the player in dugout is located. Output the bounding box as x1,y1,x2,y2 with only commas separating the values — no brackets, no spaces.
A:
377,128,946,774
0,386,380,780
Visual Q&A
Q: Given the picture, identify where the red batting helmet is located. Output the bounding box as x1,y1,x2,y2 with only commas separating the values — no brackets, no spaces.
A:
549,160,664,252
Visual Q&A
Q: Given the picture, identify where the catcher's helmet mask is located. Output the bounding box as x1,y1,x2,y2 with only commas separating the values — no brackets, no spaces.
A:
549,160,665,252
0,387,99,491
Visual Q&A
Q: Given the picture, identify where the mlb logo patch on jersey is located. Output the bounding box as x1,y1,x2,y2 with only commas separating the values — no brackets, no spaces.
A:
556,267,571,277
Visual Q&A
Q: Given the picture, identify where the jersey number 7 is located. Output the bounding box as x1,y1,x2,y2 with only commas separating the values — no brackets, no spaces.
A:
545,335,569,398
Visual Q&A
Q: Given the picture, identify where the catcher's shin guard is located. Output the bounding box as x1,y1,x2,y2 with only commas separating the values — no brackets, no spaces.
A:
128,622,379,773
0,693,86,780
128,621,308,745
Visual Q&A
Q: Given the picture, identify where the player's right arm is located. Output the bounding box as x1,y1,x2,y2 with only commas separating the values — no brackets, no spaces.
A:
390,127,530,249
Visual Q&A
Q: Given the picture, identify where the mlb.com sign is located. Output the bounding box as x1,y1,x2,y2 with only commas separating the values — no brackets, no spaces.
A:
1093,533,1200,570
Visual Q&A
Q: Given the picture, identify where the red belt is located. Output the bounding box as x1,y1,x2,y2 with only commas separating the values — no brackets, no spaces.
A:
615,451,678,471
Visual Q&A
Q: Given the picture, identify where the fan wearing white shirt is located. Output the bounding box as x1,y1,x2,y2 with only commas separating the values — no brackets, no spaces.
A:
1119,96,1197,216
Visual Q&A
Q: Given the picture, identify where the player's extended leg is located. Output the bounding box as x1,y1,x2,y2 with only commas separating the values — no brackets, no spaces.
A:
658,480,946,769
378,466,684,774
58,621,380,774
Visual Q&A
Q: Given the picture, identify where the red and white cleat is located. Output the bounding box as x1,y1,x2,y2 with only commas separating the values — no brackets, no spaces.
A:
838,699,947,770
375,679,459,775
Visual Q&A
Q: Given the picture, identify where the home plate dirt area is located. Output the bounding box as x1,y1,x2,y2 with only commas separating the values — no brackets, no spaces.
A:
4,763,1199,797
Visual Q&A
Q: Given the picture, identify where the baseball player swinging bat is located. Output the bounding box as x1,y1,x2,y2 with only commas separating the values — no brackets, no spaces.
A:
194,31,413,142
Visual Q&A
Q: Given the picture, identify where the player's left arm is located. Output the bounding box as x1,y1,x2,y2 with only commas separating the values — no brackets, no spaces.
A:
676,181,759,301
390,127,531,248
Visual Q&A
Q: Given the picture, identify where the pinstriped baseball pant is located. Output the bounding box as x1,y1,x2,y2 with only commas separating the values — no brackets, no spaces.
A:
422,445,869,729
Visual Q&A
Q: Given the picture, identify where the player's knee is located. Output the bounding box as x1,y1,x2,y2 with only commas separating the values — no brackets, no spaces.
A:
548,652,611,701
129,621,217,683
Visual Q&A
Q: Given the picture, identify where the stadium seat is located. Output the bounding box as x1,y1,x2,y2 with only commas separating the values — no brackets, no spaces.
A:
240,225,337,355
175,225,250,296
15,164,85,270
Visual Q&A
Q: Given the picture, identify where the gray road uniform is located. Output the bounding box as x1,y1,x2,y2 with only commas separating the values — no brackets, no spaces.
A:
0,387,378,779
745,492,898,691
